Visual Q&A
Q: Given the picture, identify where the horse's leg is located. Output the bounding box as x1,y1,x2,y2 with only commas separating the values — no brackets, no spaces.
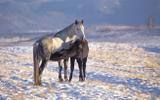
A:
64,58,69,81
58,60,63,82
77,58,84,81
83,57,87,81
39,60,47,84
69,57,75,82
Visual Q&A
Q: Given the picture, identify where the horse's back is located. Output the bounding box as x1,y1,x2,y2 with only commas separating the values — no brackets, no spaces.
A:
36,36,65,54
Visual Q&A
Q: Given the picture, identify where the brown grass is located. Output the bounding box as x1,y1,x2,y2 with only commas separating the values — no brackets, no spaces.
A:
89,42,160,68
145,55,160,68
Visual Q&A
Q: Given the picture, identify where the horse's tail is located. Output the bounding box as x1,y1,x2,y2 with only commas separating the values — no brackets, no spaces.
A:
33,42,42,85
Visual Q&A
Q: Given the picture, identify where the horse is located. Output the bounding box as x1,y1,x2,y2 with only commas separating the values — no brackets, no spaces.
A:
50,39,89,82
33,20,85,85
69,39,89,82
49,39,83,82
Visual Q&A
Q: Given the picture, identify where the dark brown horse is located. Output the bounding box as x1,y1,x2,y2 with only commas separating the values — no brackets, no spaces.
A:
69,39,89,82
50,40,82,82
50,39,89,82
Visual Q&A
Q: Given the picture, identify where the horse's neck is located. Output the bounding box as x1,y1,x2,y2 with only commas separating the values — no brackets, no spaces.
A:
56,30,77,44
55,31,66,40
55,24,74,41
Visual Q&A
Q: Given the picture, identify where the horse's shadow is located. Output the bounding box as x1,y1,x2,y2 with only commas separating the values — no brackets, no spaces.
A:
49,65,160,97
0,76,20,91
9,63,159,98
87,71,160,97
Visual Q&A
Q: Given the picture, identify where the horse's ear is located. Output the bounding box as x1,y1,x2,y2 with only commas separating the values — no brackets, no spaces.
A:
75,20,78,25
81,20,84,24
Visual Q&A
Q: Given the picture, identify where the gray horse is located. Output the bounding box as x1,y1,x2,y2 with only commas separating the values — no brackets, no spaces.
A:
33,20,85,85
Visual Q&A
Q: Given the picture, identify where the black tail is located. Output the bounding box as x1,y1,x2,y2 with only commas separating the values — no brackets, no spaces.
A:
33,43,42,85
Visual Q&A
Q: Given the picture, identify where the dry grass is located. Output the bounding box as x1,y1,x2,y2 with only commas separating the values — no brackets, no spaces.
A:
88,42,160,68
145,55,160,68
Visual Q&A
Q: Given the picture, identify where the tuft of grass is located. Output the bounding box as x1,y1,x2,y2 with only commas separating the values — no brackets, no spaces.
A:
145,55,160,68
10,93,24,100
145,62,160,68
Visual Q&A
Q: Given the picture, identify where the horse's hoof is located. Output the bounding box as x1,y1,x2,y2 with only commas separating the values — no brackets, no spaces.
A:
69,79,72,82
65,78,69,82
59,78,64,82
79,78,84,82
34,82,42,86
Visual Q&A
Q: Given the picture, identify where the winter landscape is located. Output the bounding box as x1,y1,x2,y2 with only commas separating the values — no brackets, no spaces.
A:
0,26,160,100
1,0,160,99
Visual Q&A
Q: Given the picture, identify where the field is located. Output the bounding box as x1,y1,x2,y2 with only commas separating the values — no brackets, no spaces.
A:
0,29,160,99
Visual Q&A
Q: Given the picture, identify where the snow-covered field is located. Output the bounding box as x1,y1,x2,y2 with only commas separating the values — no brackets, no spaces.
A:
0,29,160,99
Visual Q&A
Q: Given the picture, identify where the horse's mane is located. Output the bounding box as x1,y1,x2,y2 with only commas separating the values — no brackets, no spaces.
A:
54,23,74,37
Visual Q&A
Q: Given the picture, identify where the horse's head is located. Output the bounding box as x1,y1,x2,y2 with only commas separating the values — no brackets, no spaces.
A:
72,20,85,40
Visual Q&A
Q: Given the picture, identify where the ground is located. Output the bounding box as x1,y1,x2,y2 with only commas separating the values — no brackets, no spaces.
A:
0,29,160,99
